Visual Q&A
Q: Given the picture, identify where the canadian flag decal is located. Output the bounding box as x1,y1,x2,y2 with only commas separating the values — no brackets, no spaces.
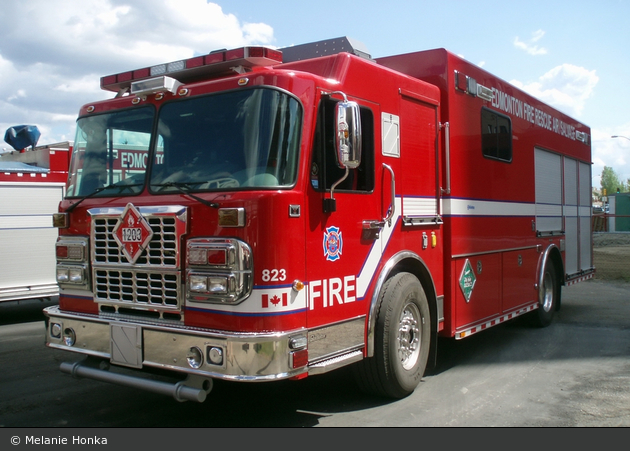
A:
262,293,288,308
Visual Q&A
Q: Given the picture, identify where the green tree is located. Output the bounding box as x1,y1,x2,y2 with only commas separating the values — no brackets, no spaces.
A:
600,166,627,195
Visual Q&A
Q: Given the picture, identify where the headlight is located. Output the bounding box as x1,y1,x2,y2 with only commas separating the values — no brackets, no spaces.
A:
56,267,69,283
55,237,90,290
69,268,84,283
207,276,229,293
189,275,208,292
188,274,231,294
186,238,252,304
56,265,86,285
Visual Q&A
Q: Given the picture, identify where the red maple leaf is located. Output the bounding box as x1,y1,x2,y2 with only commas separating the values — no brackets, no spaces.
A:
270,295,281,305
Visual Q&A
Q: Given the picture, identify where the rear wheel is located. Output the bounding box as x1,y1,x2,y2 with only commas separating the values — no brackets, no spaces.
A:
354,272,430,398
533,261,559,327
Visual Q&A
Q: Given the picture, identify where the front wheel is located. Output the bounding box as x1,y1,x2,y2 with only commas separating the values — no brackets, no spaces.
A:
353,272,431,399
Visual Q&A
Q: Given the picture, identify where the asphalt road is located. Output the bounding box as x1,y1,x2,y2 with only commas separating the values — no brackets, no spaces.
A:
1,279,629,428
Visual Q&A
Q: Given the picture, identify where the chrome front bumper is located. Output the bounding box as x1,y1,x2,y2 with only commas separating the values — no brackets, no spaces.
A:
44,306,307,382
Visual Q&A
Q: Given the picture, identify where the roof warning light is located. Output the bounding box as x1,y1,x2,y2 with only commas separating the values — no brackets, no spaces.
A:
100,46,283,94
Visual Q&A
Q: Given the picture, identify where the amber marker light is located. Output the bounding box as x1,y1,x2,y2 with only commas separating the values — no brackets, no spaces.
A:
292,280,305,291
52,212,68,228
218,208,245,227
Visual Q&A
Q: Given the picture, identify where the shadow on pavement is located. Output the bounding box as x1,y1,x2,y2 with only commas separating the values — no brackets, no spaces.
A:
0,297,58,325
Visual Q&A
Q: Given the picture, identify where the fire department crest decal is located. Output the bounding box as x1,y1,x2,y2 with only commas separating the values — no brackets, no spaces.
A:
112,203,154,264
323,226,343,262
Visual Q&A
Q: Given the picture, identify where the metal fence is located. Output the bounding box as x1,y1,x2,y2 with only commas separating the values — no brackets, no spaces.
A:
592,213,630,233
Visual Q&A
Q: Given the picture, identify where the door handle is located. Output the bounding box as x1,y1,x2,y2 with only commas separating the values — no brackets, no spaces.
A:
362,163,396,237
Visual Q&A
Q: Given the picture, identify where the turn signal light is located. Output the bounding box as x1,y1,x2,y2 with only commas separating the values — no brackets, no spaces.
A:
188,246,228,267
56,244,84,260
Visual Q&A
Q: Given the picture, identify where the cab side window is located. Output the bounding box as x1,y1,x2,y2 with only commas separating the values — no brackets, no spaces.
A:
311,98,374,192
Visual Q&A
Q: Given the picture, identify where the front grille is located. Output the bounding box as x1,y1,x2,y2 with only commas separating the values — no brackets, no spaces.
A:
93,216,179,267
88,205,188,317
94,269,180,308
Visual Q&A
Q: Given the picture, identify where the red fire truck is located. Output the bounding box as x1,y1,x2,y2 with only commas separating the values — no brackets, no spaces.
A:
45,37,593,402
0,130,70,304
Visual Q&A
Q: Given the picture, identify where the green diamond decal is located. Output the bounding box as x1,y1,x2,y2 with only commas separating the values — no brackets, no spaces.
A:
459,259,476,302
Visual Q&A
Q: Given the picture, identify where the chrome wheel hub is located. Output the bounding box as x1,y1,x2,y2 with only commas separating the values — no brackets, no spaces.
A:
541,271,554,312
397,303,421,370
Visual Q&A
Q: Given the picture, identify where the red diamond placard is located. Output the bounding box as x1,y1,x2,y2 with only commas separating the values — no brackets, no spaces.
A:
112,203,154,264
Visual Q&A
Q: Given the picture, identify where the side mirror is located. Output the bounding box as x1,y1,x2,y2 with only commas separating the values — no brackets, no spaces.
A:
335,101,362,169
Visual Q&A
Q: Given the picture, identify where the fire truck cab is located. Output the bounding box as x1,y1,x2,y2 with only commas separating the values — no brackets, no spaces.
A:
45,37,593,402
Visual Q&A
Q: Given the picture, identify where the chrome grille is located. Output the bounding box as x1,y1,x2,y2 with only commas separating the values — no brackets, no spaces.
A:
94,269,180,308
93,216,179,267
88,205,188,316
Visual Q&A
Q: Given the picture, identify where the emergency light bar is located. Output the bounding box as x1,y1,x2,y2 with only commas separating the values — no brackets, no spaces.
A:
101,46,283,93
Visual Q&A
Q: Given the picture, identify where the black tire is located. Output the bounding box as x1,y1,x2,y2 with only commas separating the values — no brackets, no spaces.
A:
533,261,559,327
353,272,431,398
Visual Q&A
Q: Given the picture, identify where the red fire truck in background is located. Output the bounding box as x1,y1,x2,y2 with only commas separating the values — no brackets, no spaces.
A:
1,127,70,304
45,37,593,402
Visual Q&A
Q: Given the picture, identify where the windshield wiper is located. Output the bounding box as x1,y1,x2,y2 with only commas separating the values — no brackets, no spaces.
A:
152,182,219,208
65,183,144,212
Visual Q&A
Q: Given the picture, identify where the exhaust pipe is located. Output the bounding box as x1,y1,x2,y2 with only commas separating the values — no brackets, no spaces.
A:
60,360,213,403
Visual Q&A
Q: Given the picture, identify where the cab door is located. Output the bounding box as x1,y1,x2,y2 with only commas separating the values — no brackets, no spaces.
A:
304,97,381,362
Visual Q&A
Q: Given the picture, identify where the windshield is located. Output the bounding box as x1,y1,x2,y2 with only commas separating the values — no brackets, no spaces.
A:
67,107,154,197
150,88,301,192
66,88,302,198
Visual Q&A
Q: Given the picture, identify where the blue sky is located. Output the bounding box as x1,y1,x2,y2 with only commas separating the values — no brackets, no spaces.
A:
1,0,628,187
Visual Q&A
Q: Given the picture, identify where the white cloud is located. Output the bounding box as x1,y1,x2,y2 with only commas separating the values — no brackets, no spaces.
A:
243,23,275,44
511,64,599,117
55,75,104,94
0,0,274,145
510,59,603,187
514,29,548,56
7,90,26,103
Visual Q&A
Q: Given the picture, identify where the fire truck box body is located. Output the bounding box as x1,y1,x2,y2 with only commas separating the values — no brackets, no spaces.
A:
378,48,593,337
44,37,593,402
0,143,70,302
